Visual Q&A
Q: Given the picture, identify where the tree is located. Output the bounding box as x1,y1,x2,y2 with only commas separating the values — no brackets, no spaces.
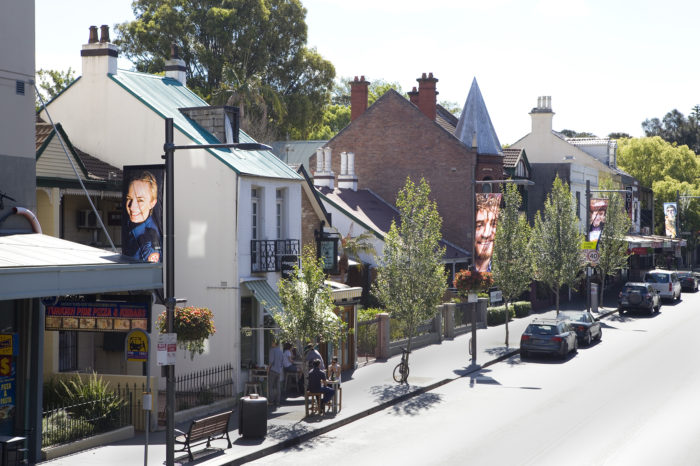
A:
373,177,447,364
608,132,631,139
492,183,532,346
35,68,76,110
560,129,597,138
276,244,346,386
594,177,632,306
115,0,335,139
642,107,700,154
531,176,584,314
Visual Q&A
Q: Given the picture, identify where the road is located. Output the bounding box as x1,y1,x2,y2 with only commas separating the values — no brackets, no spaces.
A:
250,290,700,466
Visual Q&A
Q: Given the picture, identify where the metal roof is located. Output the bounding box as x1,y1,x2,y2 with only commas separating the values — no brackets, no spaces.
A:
0,233,162,300
109,70,301,181
454,78,503,156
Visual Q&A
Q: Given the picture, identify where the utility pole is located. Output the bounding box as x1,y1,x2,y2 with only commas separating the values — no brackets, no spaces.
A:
585,180,591,313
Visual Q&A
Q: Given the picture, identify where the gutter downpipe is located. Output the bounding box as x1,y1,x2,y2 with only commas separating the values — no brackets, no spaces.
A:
0,207,43,233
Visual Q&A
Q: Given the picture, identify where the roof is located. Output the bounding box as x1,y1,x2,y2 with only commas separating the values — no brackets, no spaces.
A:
316,187,469,260
435,104,459,134
109,70,301,181
269,140,327,169
0,233,162,300
502,148,522,168
454,78,502,156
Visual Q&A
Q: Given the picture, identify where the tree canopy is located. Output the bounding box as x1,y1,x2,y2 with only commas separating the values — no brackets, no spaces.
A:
115,0,335,140
35,68,76,110
642,106,700,154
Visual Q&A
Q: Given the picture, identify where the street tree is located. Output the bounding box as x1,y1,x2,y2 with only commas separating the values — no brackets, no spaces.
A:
275,244,346,386
492,183,532,346
642,107,700,154
531,176,584,314
373,177,447,365
115,0,335,139
595,177,632,306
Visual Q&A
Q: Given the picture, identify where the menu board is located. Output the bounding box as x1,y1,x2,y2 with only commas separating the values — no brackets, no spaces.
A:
45,300,150,333
0,334,17,422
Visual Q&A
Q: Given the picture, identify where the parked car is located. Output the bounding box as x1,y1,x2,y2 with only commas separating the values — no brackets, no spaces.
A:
618,282,661,315
677,272,699,292
643,269,681,301
556,310,602,345
520,318,578,360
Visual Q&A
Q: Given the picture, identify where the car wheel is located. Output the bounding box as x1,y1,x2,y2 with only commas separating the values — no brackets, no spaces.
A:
559,344,568,360
655,303,661,312
618,308,625,316
520,349,528,360
573,338,578,354
595,328,602,341
676,291,681,301
584,331,592,346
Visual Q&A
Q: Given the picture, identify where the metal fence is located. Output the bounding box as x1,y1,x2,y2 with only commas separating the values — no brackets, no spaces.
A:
42,393,132,447
174,363,234,412
356,317,380,364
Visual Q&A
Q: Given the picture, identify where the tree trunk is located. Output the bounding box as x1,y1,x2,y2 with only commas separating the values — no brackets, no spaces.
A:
555,285,560,315
504,300,510,347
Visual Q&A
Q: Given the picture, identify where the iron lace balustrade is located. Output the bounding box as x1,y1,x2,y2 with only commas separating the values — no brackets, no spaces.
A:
251,239,300,272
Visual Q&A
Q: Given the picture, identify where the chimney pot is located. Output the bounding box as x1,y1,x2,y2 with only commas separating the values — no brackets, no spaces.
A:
422,72,427,79
350,75,370,121
88,25,98,44
340,151,348,175
99,25,110,43
171,43,180,59
416,72,439,121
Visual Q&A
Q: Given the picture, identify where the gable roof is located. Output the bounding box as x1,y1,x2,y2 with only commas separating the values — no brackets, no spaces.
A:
109,70,301,181
435,104,459,134
455,78,502,156
270,140,327,169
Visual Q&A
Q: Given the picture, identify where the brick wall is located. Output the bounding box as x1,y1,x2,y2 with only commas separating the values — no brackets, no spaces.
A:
301,187,322,250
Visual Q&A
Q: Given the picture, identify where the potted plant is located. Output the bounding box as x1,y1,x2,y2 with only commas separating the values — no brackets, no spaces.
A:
156,306,216,359
454,270,494,301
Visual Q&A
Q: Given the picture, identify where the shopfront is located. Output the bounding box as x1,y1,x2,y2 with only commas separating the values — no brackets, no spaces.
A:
625,234,687,281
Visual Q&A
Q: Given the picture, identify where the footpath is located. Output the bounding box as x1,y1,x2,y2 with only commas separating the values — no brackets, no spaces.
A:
39,292,620,466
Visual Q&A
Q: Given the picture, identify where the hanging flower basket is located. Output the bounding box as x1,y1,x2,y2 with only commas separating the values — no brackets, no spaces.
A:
156,306,216,359
454,270,494,298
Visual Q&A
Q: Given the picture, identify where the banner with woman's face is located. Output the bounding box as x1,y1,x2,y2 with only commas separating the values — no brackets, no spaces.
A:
588,198,608,243
122,165,164,263
664,202,677,238
474,193,502,272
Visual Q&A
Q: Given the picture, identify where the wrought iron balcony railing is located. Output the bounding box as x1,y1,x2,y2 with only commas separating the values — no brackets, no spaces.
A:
251,239,300,273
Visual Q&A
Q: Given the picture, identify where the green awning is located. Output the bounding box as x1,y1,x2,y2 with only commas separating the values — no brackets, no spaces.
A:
242,279,284,316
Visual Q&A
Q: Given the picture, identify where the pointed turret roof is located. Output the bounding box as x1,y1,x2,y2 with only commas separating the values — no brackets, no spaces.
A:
454,78,502,156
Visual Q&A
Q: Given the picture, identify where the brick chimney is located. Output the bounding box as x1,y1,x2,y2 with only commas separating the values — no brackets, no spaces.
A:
407,86,419,106
81,25,118,78
417,72,439,120
350,76,370,121
165,43,187,86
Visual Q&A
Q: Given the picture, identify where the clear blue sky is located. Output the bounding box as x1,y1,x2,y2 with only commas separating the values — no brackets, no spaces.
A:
36,0,700,145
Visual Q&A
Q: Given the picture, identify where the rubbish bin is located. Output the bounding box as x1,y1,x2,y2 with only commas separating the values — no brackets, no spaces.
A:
591,283,599,313
239,395,267,438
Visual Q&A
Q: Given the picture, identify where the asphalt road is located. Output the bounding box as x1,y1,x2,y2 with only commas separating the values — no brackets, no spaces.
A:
250,290,700,466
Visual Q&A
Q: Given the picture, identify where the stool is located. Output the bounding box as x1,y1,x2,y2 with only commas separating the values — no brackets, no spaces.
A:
304,391,323,417
244,381,261,396
284,371,300,395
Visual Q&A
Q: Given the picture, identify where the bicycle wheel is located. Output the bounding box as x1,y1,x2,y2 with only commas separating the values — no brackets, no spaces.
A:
393,363,404,383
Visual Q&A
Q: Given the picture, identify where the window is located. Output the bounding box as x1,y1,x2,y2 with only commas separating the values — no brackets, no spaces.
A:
251,188,259,240
276,189,285,239
59,331,78,371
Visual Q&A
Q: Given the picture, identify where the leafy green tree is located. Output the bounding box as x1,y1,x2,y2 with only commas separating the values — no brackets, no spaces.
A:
373,177,447,365
115,0,335,139
560,129,597,138
595,177,632,306
492,183,532,346
35,68,76,110
642,108,700,154
276,244,346,386
531,176,584,314
608,132,631,139
307,104,351,140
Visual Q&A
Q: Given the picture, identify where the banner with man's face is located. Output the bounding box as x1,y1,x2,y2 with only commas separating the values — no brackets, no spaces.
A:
122,165,164,263
588,198,608,243
664,202,677,238
474,193,502,272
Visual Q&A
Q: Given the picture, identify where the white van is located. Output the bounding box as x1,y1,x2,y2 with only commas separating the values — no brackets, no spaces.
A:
643,269,682,301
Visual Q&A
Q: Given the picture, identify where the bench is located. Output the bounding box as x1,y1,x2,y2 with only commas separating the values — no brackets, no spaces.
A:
174,410,233,461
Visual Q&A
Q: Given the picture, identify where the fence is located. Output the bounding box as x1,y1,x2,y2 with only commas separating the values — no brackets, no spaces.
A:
42,393,132,448
174,363,234,412
356,317,380,365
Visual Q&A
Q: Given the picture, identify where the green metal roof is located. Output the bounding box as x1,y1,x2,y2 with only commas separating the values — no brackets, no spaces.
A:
109,70,301,181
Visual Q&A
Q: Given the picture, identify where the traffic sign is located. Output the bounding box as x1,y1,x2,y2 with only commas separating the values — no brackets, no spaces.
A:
125,329,149,362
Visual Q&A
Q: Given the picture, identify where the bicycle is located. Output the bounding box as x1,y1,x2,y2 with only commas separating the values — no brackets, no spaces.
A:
393,347,410,383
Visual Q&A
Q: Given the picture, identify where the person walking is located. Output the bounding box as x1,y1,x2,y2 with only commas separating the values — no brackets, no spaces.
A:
268,340,283,407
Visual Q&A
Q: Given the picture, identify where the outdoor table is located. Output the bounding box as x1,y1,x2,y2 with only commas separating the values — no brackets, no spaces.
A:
324,379,342,414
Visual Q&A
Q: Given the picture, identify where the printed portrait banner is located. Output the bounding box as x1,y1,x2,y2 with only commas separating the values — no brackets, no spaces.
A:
122,165,165,263
664,202,677,238
474,192,502,273
588,198,609,243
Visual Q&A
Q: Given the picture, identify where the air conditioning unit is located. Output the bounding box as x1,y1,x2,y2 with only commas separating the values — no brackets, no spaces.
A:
77,209,102,229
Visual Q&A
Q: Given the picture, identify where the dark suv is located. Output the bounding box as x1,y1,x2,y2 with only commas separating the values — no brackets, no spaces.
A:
618,282,660,315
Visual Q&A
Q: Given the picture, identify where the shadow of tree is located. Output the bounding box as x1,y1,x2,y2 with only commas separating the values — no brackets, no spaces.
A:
367,384,444,416
264,421,315,441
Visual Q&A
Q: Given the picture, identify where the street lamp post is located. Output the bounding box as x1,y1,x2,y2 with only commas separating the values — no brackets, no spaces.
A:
161,117,271,466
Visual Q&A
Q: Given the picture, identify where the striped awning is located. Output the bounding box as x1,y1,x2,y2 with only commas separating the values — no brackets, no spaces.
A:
242,279,284,316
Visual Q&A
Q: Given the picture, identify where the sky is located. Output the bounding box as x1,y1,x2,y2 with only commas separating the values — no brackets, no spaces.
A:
35,0,700,145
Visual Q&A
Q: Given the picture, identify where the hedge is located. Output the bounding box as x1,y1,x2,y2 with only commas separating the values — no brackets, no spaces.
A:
486,301,532,326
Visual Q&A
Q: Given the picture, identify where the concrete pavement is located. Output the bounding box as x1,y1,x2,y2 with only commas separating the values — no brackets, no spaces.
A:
39,293,620,466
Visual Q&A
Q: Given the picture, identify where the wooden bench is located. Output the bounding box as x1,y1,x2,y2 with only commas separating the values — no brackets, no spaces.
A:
174,410,233,461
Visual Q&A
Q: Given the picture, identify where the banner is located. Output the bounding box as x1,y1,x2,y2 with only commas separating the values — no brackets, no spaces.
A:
474,193,502,272
664,202,677,238
45,300,150,332
122,165,164,263
588,198,609,243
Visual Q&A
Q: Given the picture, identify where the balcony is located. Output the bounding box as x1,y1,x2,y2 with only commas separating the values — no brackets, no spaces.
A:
251,239,300,273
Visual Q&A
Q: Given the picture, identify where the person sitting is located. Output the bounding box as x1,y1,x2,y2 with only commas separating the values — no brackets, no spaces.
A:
307,358,334,413
328,356,341,381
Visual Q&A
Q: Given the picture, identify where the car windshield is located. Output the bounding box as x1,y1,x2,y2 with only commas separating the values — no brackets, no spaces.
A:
528,324,557,335
559,312,585,322
622,285,646,293
645,273,669,283
677,273,691,278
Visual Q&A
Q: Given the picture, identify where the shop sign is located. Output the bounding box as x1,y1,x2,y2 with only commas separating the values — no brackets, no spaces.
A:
125,329,149,362
631,247,649,256
45,300,150,333
0,334,17,417
157,333,177,366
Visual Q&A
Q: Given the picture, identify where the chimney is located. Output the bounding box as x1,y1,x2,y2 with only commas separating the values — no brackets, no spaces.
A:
407,86,419,106
350,75,370,121
337,151,358,191
529,95,555,136
81,25,118,78
417,72,439,120
313,147,335,189
165,43,187,86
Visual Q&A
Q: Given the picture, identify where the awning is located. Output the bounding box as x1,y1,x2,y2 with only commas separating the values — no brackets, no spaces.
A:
0,233,163,300
242,278,284,316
